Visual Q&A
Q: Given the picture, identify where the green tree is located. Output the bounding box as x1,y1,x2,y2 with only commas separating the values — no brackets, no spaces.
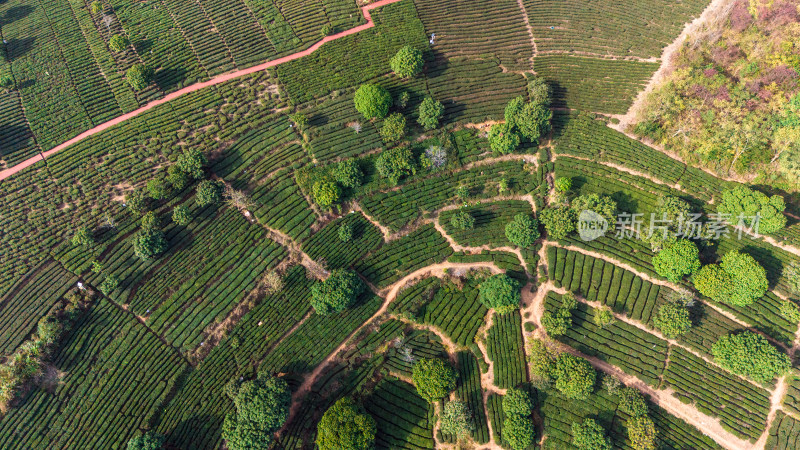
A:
572,419,611,450
571,193,617,223
167,165,191,190
390,45,424,78
528,76,550,105
417,96,444,130
72,226,94,247
196,180,223,206
503,414,536,450
146,178,170,200
375,146,415,184
505,213,540,248
693,250,767,306
354,84,392,120
176,148,207,180
593,306,615,329
313,179,341,207
99,274,119,296
439,400,473,438
528,338,557,383
90,1,103,14
338,223,353,243
540,206,576,239
0,71,13,89
455,185,469,200
126,431,164,450
316,397,376,450
132,227,167,260
450,210,475,230
172,205,191,226
109,34,130,52
553,353,596,400
653,301,691,339
504,96,552,142
141,211,158,230
478,274,521,314
332,159,363,188
618,387,648,417
554,177,572,192
718,186,786,234
411,358,457,403
310,269,366,315
627,415,657,450
656,195,691,223
502,388,532,416
711,331,791,383
289,112,308,129
126,64,152,91
487,123,520,154
380,112,406,143
222,374,290,450
126,189,148,215
651,239,701,282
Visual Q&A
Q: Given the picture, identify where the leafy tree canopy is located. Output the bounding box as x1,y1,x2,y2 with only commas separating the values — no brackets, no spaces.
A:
711,331,791,383
618,387,648,417
172,205,191,226
505,213,540,248
572,418,611,450
310,269,366,315
652,239,701,282
718,186,786,234
109,34,130,52
380,113,407,143
196,180,223,206
132,227,167,260
338,223,353,243
222,374,291,450
72,226,94,247
332,159,363,189
653,301,692,339
375,146,415,184
316,397,376,450
411,358,457,403
126,431,165,450
417,96,444,130
354,84,392,120
553,353,596,400
478,274,521,314
627,416,657,450
313,179,341,207
554,177,572,193
693,250,767,306
450,210,475,230
504,96,552,142
571,193,617,223
389,45,424,78
126,64,152,91
540,206,577,240
147,178,170,200
439,400,473,438
503,414,536,450
176,148,208,180
488,122,520,154
502,388,532,416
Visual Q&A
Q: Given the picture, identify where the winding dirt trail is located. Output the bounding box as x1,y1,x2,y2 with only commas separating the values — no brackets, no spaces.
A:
0,0,405,182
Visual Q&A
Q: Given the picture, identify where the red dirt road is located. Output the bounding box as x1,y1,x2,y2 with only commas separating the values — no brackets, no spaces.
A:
0,0,403,182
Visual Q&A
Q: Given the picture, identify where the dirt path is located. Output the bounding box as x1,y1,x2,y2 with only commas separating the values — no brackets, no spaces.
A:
283,261,501,429
0,0,405,182
616,0,736,130
514,0,537,62
755,375,789,450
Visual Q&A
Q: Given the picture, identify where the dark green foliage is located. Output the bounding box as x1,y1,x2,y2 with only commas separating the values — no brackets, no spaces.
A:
126,190,148,215
332,159,364,188
71,226,93,247
505,213,540,248
222,374,290,450
553,353,595,400
542,291,576,336
354,84,392,119
310,269,366,315
132,227,167,260
316,397,376,450
172,205,191,226
555,177,572,192
99,274,119,296
718,186,786,234
571,193,616,223
502,388,532,416
450,210,475,230
503,414,535,450
338,223,353,243
652,239,700,282
693,250,768,307
126,64,152,91
628,415,657,450
313,179,341,207
146,178,170,201
488,123,520,154
380,113,406,143
418,96,444,130
653,301,691,339
712,331,791,384
196,180,223,206
411,358,457,403
571,419,611,450
126,431,164,450
375,146,415,184
541,206,577,239
176,148,208,180
439,400,473,438
109,34,130,53
167,165,191,190
478,274,520,314
619,387,648,417
390,45,424,78
504,96,552,142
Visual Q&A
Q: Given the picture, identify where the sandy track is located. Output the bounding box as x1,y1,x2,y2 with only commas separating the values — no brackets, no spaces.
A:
0,0,404,181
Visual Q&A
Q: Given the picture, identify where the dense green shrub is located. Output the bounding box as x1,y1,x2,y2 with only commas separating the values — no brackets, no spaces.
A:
411,358,457,403
196,180,223,206
693,250,767,306
450,210,475,230
592,306,615,328
478,274,521,314
176,148,207,180
132,227,167,260
502,388,532,416
310,269,366,315
488,123,520,154
390,45,424,78
126,431,164,450
618,387,648,417
375,146,415,184
571,193,617,223
312,180,341,207
504,96,552,142
172,205,190,225
126,64,152,91
552,353,595,400
711,331,791,383
71,226,94,247
109,34,130,52
505,214,540,248
222,374,290,450
126,189,148,215
554,177,572,192
779,299,800,323
718,186,786,234
651,239,700,282
354,84,392,119
146,178,170,200
439,400,473,438
572,419,611,450
332,159,363,188
99,274,119,296
418,96,444,130
90,0,102,14
540,207,576,239
652,301,691,339
503,414,535,450
380,113,406,143
316,397,376,450
338,223,353,243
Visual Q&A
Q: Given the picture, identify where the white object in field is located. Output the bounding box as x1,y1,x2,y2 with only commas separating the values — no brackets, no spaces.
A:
430,33,435,45
77,281,85,290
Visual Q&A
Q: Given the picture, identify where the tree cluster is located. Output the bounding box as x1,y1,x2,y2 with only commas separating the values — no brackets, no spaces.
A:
505,213,540,248
692,250,768,306
310,269,366,315
222,374,291,450
711,331,791,383
316,397,376,450
541,291,577,336
501,388,535,450
477,274,521,314
411,358,457,403
718,186,786,234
